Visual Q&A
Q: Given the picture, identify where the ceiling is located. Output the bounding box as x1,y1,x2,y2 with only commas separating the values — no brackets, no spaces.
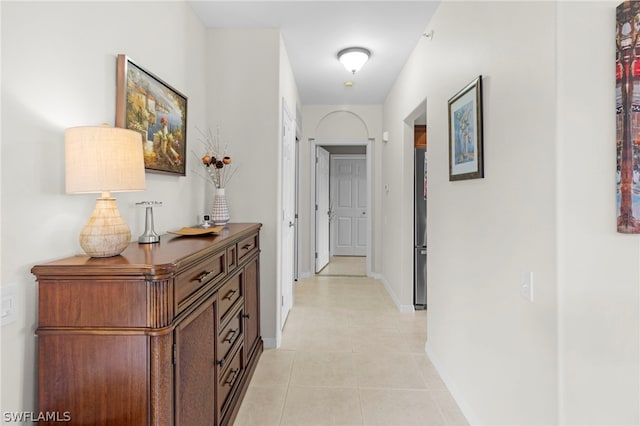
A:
188,1,440,105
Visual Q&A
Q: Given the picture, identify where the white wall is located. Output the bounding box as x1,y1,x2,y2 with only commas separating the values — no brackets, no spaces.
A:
557,2,640,424
1,4,299,415
1,1,209,416
299,105,383,279
384,1,559,424
206,29,300,347
384,1,640,424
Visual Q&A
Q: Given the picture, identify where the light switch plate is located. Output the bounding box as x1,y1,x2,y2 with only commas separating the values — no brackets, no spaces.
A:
521,272,534,302
1,284,18,326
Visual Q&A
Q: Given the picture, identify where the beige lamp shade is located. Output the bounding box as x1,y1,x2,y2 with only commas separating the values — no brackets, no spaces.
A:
64,125,146,257
65,126,145,194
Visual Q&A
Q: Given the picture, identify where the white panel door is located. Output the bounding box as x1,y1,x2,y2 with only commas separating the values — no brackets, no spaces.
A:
280,102,295,328
331,155,367,256
315,146,330,272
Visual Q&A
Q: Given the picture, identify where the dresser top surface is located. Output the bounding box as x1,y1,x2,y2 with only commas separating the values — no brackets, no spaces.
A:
32,223,261,276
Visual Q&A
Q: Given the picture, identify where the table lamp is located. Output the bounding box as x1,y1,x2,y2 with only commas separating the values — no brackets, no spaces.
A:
65,125,146,257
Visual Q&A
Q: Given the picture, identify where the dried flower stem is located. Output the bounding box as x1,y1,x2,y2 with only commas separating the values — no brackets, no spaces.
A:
194,126,237,189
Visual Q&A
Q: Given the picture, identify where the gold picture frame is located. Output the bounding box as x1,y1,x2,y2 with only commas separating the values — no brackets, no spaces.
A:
116,54,187,176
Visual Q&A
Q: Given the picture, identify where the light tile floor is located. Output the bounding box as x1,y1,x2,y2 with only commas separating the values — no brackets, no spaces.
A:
234,271,468,426
317,256,367,277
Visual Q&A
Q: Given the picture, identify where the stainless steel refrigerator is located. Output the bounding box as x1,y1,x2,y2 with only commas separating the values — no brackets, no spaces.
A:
414,147,427,309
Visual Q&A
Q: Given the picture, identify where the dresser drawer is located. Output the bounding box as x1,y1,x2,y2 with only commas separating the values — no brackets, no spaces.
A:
218,344,244,416
218,308,243,366
237,234,258,262
176,251,226,312
218,272,242,321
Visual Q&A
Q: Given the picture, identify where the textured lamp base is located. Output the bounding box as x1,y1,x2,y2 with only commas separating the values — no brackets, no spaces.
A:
80,198,131,257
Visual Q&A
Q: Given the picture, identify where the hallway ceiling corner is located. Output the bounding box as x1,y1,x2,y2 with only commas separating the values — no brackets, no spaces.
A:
187,1,440,105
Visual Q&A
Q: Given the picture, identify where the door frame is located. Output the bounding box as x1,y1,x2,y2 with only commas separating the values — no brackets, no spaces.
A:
294,135,300,280
280,99,295,330
315,145,331,272
309,138,373,276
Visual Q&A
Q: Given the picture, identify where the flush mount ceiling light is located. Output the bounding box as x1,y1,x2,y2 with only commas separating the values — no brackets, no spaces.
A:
337,47,371,74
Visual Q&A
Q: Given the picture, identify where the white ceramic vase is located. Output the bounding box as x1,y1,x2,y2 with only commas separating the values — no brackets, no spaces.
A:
211,188,230,226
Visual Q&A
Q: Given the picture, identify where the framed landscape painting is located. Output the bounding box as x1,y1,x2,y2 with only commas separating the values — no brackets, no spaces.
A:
448,76,484,181
116,54,187,176
616,1,640,233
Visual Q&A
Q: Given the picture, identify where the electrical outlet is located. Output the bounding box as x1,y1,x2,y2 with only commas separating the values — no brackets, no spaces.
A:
521,272,534,302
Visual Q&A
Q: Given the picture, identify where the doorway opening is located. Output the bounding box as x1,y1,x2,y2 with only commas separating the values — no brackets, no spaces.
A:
310,139,372,278
405,100,427,310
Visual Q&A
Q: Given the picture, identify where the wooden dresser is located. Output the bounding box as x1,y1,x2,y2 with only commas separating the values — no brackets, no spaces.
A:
32,223,262,426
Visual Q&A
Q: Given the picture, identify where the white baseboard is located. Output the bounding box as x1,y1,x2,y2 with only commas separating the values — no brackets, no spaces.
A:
372,273,415,313
425,342,479,425
262,337,278,349
399,304,416,313
296,271,313,280
371,272,385,281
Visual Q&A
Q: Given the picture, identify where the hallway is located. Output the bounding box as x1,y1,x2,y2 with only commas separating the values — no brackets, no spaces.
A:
233,273,468,425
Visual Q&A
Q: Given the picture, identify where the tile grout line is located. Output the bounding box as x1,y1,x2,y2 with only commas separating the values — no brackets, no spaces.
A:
277,349,298,425
235,261,467,426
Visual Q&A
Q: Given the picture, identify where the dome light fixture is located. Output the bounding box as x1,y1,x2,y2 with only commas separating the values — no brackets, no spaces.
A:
337,47,371,74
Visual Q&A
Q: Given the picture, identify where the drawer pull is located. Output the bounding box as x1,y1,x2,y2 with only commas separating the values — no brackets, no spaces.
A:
241,244,253,250
223,328,239,343
223,289,238,300
224,368,241,386
196,270,216,283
